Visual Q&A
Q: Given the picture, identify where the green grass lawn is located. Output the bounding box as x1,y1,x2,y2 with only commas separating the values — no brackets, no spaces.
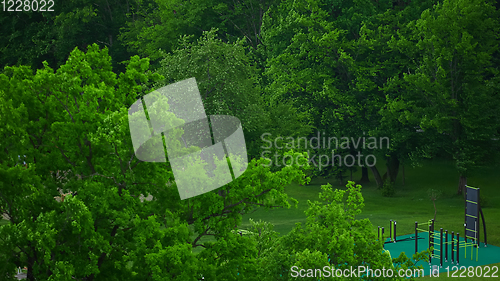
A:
240,158,500,244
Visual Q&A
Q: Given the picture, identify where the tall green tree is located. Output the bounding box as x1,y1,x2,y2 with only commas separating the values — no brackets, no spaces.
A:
0,43,312,280
356,1,441,186
154,29,313,162
261,0,360,181
388,0,500,196
119,0,279,68
254,181,429,280
261,0,424,185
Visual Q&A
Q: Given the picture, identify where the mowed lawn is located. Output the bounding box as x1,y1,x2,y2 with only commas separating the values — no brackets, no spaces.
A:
241,158,500,244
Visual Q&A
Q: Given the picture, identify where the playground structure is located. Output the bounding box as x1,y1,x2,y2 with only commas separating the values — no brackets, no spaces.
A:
377,185,487,268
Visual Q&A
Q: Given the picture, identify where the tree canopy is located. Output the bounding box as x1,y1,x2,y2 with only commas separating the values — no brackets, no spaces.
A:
1,0,499,279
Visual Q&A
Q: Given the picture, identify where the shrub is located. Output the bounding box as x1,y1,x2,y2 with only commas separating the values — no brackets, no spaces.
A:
381,180,396,197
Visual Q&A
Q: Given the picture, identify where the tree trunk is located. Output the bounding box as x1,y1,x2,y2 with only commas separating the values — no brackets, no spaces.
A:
369,166,383,188
402,164,405,186
359,167,369,183
336,170,344,186
386,154,400,183
27,242,35,281
458,175,467,199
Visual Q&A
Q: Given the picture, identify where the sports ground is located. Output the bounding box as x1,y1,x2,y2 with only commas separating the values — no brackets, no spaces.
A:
383,233,500,276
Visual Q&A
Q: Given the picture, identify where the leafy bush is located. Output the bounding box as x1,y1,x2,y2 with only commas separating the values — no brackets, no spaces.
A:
381,180,396,197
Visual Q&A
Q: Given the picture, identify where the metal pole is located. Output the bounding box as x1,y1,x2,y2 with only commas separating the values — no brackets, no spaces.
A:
440,228,443,267
429,222,432,264
415,221,418,254
478,188,481,247
390,220,393,242
465,186,468,249
476,220,479,248
464,223,467,245
476,240,479,262
445,230,448,262
394,221,397,243
432,219,435,261
475,219,479,262
451,231,455,263
457,233,460,265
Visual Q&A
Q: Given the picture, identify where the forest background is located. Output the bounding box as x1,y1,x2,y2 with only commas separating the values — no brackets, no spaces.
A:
1,0,499,280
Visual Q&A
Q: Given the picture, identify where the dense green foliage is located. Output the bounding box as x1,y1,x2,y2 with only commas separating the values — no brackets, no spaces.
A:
0,44,311,280
1,0,499,279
